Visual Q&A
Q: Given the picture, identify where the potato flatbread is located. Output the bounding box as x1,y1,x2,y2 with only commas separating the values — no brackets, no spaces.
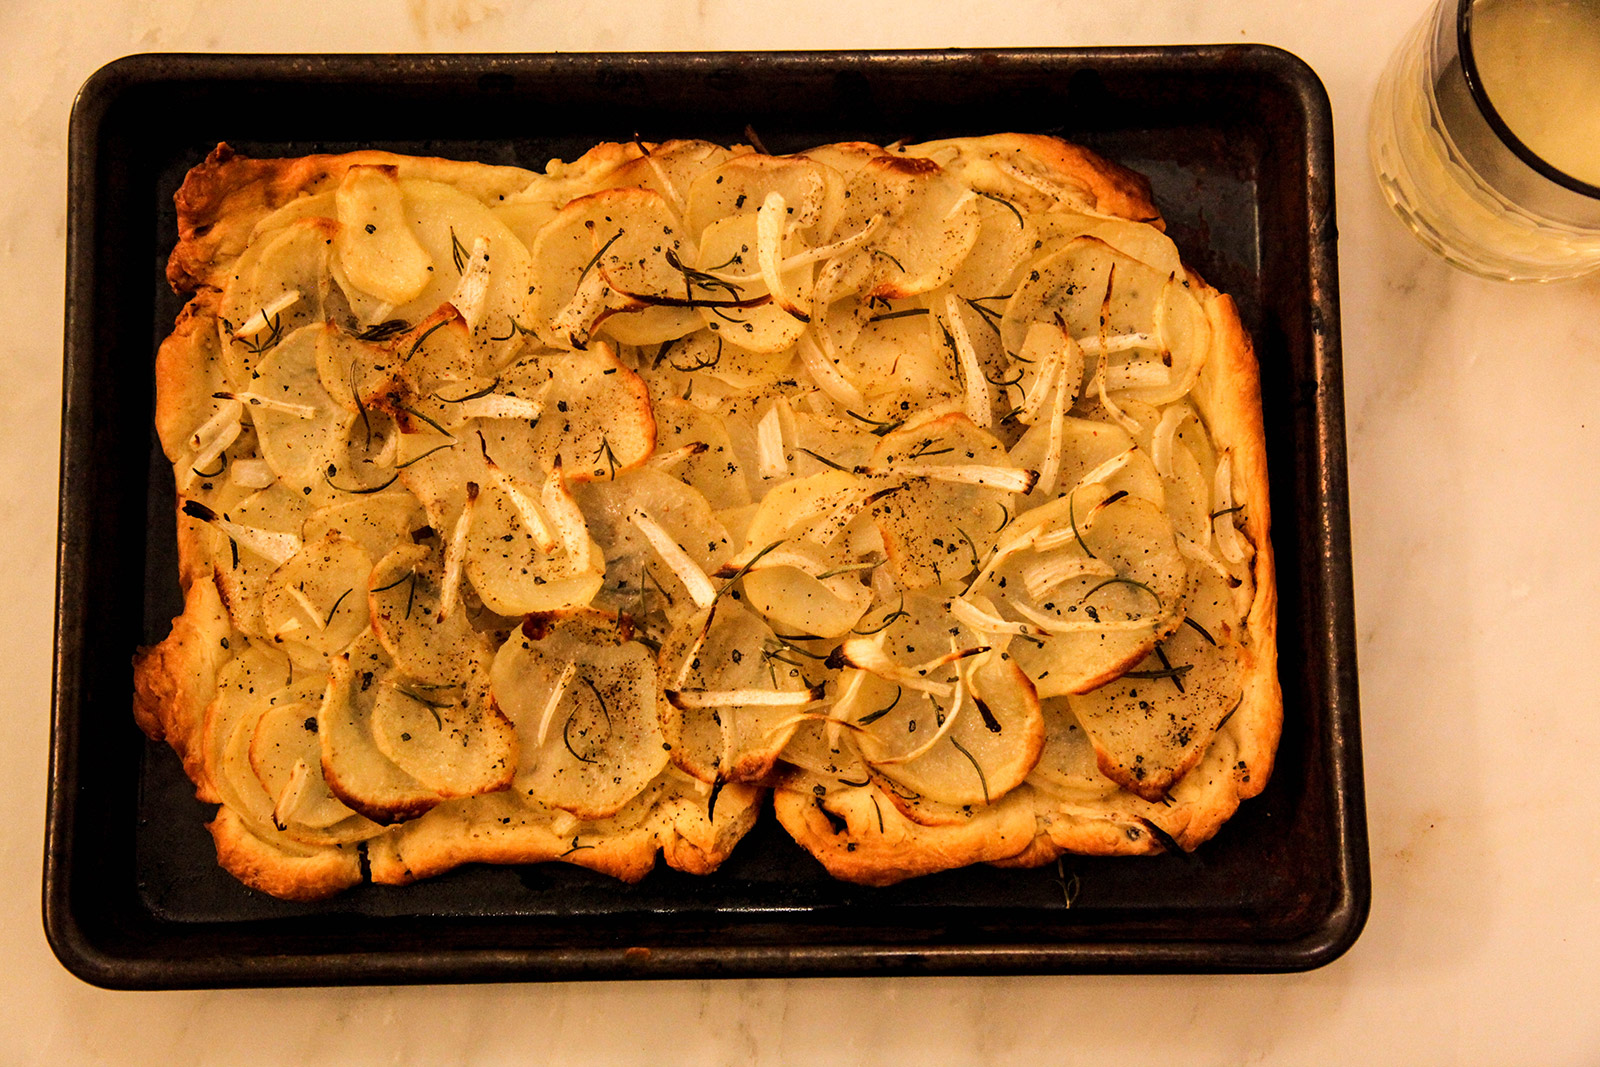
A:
135,134,1277,899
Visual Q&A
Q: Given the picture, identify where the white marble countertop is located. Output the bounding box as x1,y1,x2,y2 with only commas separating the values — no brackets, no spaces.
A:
5,0,1599,1063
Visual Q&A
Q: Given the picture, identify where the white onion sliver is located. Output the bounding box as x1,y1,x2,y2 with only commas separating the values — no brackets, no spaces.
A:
535,661,579,748
944,293,991,428
631,509,717,609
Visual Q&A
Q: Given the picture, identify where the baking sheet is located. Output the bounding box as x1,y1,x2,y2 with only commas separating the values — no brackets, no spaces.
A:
48,48,1367,987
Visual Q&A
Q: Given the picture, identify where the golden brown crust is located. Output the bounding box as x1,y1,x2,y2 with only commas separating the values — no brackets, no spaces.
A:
1192,289,1282,801
208,807,363,901
773,785,1036,886
132,573,235,803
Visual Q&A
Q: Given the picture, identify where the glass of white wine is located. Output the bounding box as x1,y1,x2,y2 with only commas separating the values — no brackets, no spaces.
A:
1370,0,1600,281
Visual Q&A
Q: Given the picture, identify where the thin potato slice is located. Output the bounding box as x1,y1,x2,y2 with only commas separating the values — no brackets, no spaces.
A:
370,672,517,798
490,610,668,819
368,541,490,686
246,324,348,489
869,414,1023,591
465,466,606,616
832,155,982,299
218,215,338,385
258,532,373,662
249,701,367,832
477,342,655,485
1067,612,1243,801
319,634,441,823
528,187,702,349
657,599,818,783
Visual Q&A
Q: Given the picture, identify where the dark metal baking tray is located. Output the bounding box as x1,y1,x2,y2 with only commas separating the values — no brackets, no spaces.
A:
49,47,1366,988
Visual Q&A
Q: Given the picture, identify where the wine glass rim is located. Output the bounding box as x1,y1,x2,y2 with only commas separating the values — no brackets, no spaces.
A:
1457,0,1600,200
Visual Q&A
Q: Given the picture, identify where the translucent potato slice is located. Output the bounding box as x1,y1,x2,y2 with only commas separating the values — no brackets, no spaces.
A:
370,672,517,798
650,397,751,510
686,153,838,239
593,139,737,209
836,309,960,414
489,610,668,819
1029,695,1125,802
477,342,656,485
364,178,535,367
1034,210,1185,279
319,633,442,823
658,328,795,390
999,236,1167,358
736,471,878,638
833,155,982,299
1113,275,1213,407
574,467,734,626
258,532,374,660
1008,415,1165,507
740,545,876,640
1067,611,1243,801
302,492,428,565
202,483,312,638
369,541,490,686
248,324,348,488
694,213,812,354
218,215,337,385
995,490,1189,697
528,187,701,349
334,165,434,307
948,193,1038,298
205,643,293,818
657,598,816,783
249,701,365,831
868,414,1022,590
465,466,606,616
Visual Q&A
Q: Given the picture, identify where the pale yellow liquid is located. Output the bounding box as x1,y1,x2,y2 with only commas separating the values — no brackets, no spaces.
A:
1370,2,1600,279
1473,0,1600,186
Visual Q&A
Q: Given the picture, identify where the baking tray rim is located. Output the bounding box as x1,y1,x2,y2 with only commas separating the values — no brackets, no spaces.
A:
47,45,1368,988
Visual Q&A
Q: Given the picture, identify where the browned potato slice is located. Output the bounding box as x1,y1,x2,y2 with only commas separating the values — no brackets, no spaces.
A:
319,633,442,823
489,610,668,820
1067,608,1243,801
